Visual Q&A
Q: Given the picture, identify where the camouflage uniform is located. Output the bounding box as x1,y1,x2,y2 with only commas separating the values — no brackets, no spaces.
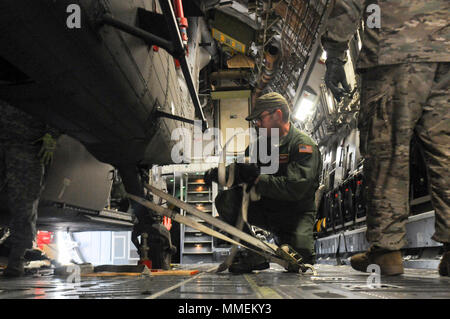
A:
215,124,322,263
0,100,59,254
321,0,450,249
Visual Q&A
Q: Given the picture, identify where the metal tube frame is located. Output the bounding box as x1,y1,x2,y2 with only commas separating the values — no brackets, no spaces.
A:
101,13,174,54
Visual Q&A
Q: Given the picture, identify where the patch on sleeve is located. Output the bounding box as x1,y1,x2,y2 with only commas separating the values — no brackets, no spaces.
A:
299,144,313,154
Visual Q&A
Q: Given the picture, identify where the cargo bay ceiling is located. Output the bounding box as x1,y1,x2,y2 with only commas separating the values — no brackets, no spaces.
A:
195,0,329,110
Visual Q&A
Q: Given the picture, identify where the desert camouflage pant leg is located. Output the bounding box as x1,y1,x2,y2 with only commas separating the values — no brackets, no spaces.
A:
415,63,450,244
359,62,450,250
0,144,44,250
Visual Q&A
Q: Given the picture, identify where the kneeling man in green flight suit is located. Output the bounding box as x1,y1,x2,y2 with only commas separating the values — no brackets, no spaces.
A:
204,92,322,273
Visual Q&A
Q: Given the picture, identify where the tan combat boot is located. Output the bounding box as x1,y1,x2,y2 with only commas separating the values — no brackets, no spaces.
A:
350,246,404,276
438,244,449,277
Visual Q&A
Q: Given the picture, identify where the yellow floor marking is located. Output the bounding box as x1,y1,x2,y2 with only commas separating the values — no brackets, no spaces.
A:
244,274,282,299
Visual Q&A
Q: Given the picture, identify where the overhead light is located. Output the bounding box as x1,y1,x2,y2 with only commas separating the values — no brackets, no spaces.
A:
319,50,327,64
294,88,317,122
357,30,363,51
294,99,315,121
326,91,335,113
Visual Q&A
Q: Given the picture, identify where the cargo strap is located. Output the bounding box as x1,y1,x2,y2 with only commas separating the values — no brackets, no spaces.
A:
128,184,317,274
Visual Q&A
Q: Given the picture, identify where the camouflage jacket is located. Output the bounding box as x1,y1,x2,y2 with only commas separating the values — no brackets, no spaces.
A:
0,100,60,146
321,0,450,68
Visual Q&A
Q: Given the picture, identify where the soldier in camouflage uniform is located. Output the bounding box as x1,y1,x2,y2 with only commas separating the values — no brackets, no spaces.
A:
205,92,322,273
321,0,450,275
0,100,60,277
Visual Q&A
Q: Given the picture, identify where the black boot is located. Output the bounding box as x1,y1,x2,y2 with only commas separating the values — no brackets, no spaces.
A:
228,249,269,274
438,243,450,277
3,248,26,278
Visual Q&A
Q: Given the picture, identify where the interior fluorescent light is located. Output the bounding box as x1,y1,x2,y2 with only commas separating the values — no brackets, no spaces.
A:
327,92,335,113
294,99,315,122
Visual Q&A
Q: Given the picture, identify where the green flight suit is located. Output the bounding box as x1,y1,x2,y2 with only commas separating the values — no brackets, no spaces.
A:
215,123,322,263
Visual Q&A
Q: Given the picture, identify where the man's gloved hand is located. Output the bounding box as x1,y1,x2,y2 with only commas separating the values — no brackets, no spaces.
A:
204,168,219,186
325,57,351,102
236,163,260,186
36,133,57,165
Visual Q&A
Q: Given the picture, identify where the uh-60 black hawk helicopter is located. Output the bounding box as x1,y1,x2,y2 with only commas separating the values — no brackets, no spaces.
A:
0,0,216,268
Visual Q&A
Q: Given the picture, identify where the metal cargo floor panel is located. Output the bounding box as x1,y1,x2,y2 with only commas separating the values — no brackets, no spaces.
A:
0,264,448,299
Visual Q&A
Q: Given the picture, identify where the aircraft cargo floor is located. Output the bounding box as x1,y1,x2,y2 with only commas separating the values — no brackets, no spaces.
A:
0,263,449,299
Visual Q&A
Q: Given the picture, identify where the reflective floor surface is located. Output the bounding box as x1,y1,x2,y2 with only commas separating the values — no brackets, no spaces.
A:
0,263,449,299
